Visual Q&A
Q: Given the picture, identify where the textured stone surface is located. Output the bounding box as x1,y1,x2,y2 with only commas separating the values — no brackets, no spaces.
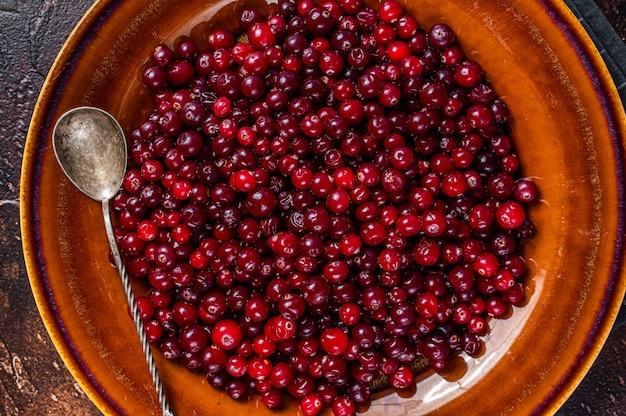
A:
0,1,624,415
557,323,626,415
595,0,626,41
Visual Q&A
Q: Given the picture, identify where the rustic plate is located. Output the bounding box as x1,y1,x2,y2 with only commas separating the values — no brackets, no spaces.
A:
20,0,626,414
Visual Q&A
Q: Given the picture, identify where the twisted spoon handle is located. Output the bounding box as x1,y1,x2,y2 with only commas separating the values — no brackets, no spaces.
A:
102,199,175,416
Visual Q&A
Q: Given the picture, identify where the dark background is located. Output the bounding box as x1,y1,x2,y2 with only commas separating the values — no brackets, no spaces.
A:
1,0,625,415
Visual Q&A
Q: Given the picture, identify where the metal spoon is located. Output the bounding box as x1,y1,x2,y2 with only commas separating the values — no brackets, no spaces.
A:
52,106,174,416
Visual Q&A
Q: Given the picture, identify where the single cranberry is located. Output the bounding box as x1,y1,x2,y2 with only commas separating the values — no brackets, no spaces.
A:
455,60,484,87
248,22,276,50
428,23,455,49
514,178,539,203
300,393,323,416
378,0,403,22
319,328,349,356
212,319,243,350
331,396,356,416
389,365,415,390
496,201,526,229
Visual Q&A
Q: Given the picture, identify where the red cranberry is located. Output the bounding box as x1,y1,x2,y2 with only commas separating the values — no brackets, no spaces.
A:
212,319,243,350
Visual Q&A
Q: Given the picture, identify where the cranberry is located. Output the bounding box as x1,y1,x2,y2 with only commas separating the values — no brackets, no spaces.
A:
496,201,526,230
514,178,539,203
299,393,323,416
428,23,455,50
455,60,484,87
320,328,349,356
332,396,356,416
265,315,297,341
248,22,276,50
212,319,243,350
378,1,403,23
179,323,209,353
389,365,415,389
258,387,282,408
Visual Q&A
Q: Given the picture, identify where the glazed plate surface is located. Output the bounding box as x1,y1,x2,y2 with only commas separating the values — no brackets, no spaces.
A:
20,0,626,414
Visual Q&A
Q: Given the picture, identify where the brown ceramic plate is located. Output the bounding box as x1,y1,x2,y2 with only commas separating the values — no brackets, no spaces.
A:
20,0,626,414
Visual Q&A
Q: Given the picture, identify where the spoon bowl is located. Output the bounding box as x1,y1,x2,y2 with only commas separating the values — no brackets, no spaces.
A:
52,107,127,202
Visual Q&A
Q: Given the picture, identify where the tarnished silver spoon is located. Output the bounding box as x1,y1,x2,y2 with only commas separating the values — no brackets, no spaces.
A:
52,106,174,416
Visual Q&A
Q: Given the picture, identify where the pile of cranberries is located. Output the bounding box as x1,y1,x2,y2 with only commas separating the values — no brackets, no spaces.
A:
112,0,539,413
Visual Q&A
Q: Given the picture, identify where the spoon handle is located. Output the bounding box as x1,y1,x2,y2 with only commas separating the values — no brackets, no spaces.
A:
102,199,175,416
